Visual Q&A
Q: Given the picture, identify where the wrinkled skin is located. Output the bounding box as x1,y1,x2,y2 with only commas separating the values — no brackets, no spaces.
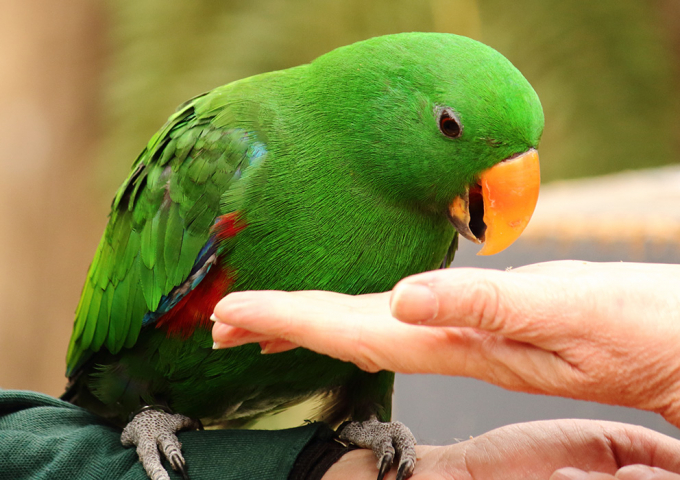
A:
323,419,680,480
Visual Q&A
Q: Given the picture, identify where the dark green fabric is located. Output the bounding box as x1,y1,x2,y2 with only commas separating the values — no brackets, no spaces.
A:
0,390,329,480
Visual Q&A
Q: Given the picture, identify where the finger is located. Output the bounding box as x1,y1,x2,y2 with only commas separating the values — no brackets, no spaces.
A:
211,288,629,397
550,468,614,480
213,289,505,374
259,340,300,354
602,422,680,474
211,288,602,396
213,290,392,344
213,289,440,372
211,327,302,354
221,287,582,387
616,465,680,480
390,266,588,347
467,420,680,480
211,291,372,345
212,323,277,347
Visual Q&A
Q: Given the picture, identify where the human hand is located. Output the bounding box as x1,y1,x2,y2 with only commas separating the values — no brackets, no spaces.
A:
211,261,680,426
323,420,680,480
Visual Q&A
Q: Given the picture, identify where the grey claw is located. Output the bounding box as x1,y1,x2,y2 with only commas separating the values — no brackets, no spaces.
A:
396,457,415,480
377,453,393,480
178,463,190,480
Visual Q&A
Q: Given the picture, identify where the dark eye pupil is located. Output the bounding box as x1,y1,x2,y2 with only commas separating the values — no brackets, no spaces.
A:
439,112,462,138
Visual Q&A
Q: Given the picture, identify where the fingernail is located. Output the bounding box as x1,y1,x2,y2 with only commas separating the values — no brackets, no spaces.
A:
550,467,590,480
212,342,224,350
210,314,218,322
390,283,438,323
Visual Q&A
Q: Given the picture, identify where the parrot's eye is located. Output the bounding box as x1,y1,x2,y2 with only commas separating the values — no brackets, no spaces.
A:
438,108,463,139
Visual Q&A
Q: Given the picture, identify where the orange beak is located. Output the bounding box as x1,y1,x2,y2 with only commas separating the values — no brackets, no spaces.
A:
448,149,540,256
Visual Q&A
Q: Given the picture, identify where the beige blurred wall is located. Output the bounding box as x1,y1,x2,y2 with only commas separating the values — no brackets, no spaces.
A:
0,0,107,396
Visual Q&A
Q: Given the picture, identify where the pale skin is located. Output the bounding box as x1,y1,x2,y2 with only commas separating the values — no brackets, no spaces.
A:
326,420,680,480
211,261,680,478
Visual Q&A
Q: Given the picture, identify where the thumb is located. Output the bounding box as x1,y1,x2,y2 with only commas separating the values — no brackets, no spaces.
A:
389,265,585,342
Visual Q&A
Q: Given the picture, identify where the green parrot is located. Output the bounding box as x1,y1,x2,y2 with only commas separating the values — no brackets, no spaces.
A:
63,32,543,480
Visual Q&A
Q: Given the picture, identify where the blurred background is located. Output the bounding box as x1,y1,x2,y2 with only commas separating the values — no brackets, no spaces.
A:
1,0,679,443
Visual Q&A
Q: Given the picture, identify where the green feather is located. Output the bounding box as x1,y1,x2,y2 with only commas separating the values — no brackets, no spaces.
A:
174,127,200,163
124,259,147,349
91,286,112,351
164,202,184,283
127,168,148,210
150,208,169,290
159,138,177,166
176,230,205,284
73,279,95,340
138,257,157,312
117,228,140,281
140,221,155,269
79,285,102,351
109,274,132,354
111,215,132,282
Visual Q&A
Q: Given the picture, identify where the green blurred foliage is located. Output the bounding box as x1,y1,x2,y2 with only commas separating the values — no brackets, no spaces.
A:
479,0,680,180
100,0,680,192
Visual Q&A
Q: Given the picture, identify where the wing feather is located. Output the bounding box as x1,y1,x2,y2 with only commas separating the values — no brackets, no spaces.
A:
109,273,132,353
124,261,147,349
91,286,112,351
163,202,184,283
66,89,269,375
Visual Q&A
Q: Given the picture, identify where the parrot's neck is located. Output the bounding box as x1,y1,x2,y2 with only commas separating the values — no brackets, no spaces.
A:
224,142,455,295
211,73,456,294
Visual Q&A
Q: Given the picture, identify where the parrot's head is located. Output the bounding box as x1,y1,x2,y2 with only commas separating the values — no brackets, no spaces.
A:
307,32,544,255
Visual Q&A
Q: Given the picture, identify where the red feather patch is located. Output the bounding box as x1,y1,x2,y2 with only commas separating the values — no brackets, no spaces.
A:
155,212,246,338
155,265,233,338
212,212,246,241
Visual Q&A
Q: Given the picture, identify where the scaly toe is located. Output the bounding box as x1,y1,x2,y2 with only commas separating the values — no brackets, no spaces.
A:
121,408,199,480
340,417,417,480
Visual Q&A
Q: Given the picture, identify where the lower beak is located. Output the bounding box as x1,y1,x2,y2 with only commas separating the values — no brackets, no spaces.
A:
448,148,540,256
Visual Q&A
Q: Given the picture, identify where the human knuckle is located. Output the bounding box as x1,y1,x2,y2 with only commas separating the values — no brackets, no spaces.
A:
464,277,503,332
350,329,382,373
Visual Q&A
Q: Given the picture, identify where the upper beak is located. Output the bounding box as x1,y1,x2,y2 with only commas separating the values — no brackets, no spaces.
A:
448,148,540,256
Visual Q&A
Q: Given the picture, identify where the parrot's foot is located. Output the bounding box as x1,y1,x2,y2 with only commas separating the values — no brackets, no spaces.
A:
339,417,417,480
121,407,201,480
